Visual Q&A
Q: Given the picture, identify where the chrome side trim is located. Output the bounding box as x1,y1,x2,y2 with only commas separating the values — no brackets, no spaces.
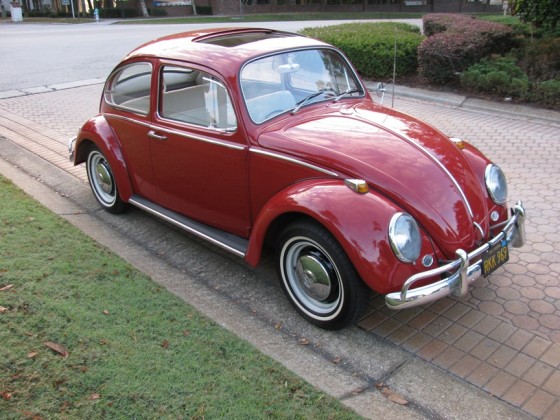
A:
149,124,246,151
385,200,526,310
129,196,248,258
103,113,246,151
104,113,152,129
251,148,339,177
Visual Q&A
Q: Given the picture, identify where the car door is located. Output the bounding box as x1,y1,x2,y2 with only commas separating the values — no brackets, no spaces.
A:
149,63,250,238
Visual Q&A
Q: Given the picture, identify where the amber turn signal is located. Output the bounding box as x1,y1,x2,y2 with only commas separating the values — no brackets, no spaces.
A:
345,179,369,194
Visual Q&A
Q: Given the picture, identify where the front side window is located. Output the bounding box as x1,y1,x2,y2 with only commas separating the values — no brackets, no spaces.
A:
160,66,237,131
104,62,152,115
241,48,363,124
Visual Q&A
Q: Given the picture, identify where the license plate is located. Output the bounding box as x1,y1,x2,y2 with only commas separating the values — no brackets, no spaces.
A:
482,241,509,277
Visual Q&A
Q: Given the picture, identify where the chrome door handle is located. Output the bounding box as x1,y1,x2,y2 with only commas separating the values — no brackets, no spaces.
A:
148,130,167,141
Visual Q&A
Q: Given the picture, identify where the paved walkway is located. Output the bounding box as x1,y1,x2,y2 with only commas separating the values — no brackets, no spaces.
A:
0,81,559,418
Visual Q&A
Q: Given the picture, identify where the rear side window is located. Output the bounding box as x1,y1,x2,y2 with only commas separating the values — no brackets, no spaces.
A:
104,63,152,115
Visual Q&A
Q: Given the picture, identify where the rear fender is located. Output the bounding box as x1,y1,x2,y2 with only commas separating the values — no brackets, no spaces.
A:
246,179,436,293
74,115,134,202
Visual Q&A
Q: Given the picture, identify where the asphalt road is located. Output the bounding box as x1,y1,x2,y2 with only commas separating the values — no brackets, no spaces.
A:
0,19,422,92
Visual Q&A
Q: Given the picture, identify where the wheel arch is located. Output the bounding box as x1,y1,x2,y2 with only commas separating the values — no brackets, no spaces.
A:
74,116,134,202
245,179,413,294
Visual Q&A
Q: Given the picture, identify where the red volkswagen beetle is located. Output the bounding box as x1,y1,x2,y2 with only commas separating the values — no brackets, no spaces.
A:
70,28,526,329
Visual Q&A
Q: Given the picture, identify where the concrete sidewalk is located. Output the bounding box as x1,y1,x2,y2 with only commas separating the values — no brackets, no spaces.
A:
1,80,559,418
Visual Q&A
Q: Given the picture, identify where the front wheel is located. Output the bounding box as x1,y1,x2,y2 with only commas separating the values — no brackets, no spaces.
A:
86,146,128,214
276,220,369,330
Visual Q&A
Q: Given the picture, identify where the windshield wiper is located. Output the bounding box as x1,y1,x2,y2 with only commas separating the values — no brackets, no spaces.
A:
333,88,361,102
291,90,330,114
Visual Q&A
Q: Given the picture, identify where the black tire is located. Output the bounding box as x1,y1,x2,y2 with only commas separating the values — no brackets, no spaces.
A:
276,219,369,330
86,146,128,214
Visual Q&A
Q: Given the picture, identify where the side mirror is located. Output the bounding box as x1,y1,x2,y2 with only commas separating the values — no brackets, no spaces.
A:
375,82,386,104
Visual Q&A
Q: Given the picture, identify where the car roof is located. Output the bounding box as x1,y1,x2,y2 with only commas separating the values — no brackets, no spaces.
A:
124,28,330,76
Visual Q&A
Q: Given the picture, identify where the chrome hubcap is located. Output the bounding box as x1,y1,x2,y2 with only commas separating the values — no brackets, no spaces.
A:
295,252,332,301
95,161,113,194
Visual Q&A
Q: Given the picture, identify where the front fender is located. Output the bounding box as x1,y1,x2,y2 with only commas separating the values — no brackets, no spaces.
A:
246,179,436,294
74,115,134,202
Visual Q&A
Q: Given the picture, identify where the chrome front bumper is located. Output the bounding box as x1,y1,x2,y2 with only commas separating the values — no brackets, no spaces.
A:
68,136,76,162
385,201,526,310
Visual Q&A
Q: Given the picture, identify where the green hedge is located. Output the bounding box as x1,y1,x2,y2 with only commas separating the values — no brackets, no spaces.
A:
300,22,424,79
419,14,514,84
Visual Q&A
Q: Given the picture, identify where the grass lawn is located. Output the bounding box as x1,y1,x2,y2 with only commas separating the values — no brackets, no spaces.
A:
120,12,423,24
2,12,423,25
0,175,360,418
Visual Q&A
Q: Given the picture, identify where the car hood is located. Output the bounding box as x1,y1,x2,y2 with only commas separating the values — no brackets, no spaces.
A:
257,101,489,256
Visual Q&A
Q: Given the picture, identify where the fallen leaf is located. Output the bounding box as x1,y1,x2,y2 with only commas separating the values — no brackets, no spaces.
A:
87,393,101,401
161,340,170,349
1,390,13,400
351,386,367,395
27,352,38,359
298,338,310,345
44,341,69,358
380,387,408,405
183,329,190,337
0,284,14,292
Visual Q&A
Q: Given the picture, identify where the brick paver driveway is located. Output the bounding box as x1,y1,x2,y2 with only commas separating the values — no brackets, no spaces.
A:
0,84,559,418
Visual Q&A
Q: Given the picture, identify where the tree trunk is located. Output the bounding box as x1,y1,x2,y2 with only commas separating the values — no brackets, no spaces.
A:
138,0,149,17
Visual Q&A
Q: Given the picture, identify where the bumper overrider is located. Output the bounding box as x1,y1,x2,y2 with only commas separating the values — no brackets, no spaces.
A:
385,201,526,310
68,136,77,162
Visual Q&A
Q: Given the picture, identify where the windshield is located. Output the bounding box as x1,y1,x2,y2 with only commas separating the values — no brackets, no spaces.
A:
241,48,364,124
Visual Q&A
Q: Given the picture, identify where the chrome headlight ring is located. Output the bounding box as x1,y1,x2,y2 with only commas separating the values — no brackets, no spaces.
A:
485,164,508,205
389,213,422,264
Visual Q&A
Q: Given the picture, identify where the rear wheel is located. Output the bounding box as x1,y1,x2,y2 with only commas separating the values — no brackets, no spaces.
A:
276,220,369,330
86,146,128,214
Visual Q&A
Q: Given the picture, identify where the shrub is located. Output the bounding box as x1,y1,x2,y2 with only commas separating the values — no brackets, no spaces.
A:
300,22,424,79
530,79,560,107
423,14,460,36
418,14,514,83
511,0,560,32
516,36,560,81
460,56,529,97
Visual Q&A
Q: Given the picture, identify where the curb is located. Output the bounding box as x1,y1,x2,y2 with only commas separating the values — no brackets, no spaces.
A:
364,81,560,126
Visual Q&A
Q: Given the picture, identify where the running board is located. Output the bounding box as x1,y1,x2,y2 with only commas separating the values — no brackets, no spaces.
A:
128,195,248,258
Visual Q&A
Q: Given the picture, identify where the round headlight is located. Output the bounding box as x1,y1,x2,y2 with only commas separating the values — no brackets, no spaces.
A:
485,164,508,205
389,213,422,263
